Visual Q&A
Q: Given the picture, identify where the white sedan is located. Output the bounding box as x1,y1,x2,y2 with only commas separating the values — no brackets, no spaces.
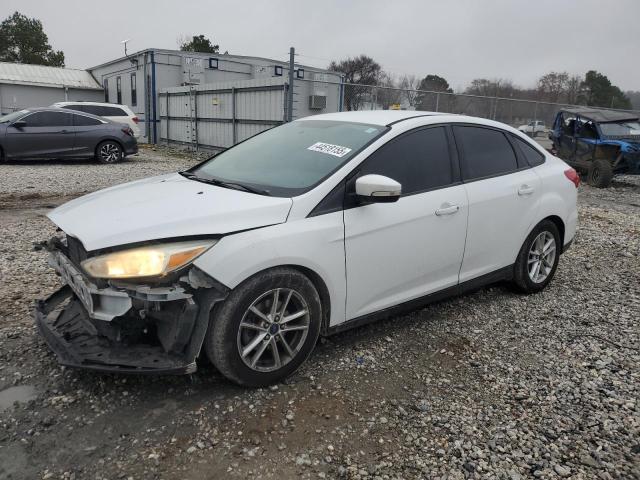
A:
35,111,578,387
518,120,547,137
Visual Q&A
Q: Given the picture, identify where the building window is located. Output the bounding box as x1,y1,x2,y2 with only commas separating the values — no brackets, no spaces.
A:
274,65,283,76
116,76,122,104
103,78,109,102
130,73,137,106
208,58,218,69
296,68,304,79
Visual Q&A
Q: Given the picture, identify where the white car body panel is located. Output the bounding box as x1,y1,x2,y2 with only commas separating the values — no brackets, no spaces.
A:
45,111,578,331
48,173,292,251
52,101,141,137
459,168,541,282
344,185,468,319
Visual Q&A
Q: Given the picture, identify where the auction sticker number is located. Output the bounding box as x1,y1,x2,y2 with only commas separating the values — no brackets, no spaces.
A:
307,142,352,158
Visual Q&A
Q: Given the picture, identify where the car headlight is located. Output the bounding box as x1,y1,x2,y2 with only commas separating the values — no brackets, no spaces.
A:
81,240,217,279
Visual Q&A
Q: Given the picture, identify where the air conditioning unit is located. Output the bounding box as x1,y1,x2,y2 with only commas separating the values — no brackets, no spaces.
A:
309,95,327,110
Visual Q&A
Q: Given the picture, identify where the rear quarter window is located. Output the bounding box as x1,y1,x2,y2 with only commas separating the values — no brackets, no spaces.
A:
513,136,545,167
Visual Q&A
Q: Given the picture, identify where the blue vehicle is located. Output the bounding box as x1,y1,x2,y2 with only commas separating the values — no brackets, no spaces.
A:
550,107,640,187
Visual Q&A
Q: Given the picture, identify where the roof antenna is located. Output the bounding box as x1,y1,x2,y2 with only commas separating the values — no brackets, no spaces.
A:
121,39,138,66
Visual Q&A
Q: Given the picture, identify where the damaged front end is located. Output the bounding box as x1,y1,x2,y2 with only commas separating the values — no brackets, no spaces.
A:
34,234,229,374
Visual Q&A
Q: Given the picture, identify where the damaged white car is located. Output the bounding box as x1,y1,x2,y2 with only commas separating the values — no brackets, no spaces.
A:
35,111,578,387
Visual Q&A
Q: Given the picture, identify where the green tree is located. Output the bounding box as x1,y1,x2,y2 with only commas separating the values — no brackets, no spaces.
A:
581,70,631,109
329,55,381,110
179,34,219,54
415,74,453,111
0,11,64,66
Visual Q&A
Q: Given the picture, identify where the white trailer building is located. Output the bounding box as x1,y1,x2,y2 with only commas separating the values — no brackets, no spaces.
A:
0,62,103,115
89,48,343,146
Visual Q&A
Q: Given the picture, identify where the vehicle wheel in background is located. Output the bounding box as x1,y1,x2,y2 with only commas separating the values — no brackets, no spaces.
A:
205,267,322,387
588,159,613,188
513,220,561,294
96,141,123,164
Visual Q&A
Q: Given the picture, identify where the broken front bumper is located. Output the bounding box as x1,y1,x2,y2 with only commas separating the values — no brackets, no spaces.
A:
34,248,228,374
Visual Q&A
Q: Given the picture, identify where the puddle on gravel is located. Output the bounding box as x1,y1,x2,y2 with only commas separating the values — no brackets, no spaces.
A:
0,385,37,411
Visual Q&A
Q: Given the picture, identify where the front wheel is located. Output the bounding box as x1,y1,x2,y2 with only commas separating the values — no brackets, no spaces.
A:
205,268,322,387
513,220,561,294
96,141,123,164
588,159,613,188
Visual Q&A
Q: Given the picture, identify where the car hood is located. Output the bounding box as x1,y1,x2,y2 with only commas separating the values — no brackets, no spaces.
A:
48,173,293,251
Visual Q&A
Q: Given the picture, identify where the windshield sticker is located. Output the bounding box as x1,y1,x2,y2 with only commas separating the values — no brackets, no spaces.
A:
307,142,352,158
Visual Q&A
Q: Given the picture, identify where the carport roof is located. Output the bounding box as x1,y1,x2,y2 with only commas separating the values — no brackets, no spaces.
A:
561,107,638,123
0,62,102,90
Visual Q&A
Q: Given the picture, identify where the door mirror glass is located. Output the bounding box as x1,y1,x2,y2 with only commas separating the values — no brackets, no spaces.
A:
11,120,26,129
355,174,401,203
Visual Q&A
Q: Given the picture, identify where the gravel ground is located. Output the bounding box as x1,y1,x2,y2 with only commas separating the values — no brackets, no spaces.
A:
0,149,638,480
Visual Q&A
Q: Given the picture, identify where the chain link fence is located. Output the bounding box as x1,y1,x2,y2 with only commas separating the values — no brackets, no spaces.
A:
310,80,640,133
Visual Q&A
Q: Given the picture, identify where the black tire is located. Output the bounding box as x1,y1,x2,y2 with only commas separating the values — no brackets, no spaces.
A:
96,140,123,164
513,220,561,294
204,267,322,387
588,159,613,188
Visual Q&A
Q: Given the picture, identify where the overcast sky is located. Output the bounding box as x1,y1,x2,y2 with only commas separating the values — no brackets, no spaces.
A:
1,0,637,91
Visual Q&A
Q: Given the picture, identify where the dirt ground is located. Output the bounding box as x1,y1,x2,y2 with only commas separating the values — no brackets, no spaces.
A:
0,147,638,480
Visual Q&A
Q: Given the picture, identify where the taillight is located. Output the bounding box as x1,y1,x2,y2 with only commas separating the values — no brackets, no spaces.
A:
564,168,580,188
121,127,133,136
132,116,139,124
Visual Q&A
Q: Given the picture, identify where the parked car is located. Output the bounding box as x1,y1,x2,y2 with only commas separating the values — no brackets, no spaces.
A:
35,111,578,386
0,108,137,163
549,107,640,187
51,101,141,137
518,120,547,137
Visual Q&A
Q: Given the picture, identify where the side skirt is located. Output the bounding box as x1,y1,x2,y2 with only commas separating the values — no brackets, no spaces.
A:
323,265,514,336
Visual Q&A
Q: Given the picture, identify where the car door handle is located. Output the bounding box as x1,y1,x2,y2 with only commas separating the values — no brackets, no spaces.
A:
435,204,460,216
518,184,535,196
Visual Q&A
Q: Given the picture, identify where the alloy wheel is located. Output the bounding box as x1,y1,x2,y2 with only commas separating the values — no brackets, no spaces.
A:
527,231,556,283
237,288,310,372
100,143,120,163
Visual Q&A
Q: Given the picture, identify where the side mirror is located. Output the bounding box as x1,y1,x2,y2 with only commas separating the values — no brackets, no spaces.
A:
355,174,401,203
11,120,26,129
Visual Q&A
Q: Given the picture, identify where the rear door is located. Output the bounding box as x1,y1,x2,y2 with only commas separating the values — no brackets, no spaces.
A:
72,113,105,157
344,126,468,319
453,125,541,282
4,111,75,158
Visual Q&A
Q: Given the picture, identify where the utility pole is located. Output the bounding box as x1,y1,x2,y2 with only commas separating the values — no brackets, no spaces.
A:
287,47,295,122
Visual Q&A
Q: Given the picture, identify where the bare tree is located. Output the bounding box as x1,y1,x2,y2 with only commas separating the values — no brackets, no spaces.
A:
537,72,570,103
328,55,381,110
398,74,419,108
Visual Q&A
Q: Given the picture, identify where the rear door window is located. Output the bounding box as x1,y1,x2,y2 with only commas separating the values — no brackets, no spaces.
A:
453,126,518,180
62,104,86,112
73,114,102,126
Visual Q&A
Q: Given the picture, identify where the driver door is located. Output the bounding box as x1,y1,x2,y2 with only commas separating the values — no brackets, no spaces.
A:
5,110,75,159
343,126,468,320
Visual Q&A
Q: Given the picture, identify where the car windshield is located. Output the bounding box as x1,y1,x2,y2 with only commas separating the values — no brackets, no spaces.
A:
190,120,387,197
598,121,640,137
0,110,28,123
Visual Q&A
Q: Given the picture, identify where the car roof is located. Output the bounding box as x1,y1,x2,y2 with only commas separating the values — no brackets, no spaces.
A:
297,110,447,126
20,106,110,122
53,101,131,110
560,107,638,123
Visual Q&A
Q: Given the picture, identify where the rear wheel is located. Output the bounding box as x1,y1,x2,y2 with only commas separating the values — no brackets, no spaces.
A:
588,159,613,188
96,141,123,164
205,268,322,387
513,220,561,294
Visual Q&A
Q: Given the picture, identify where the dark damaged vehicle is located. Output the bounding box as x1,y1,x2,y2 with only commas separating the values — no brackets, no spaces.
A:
550,107,640,187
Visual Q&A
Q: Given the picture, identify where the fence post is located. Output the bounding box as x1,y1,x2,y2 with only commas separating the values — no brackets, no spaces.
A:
232,87,237,145
435,93,440,112
193,88,199,152
287,47,295,121
165,92,170,145
339,80,344,112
